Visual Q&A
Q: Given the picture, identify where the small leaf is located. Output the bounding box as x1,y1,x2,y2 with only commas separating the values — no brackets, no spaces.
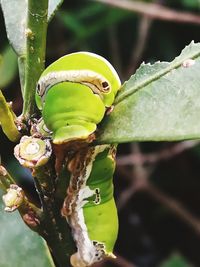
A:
97,41,200,144
0,46,18,88
0,0,64,55
0,90,21,142
0,0,26,55
0,198,54,267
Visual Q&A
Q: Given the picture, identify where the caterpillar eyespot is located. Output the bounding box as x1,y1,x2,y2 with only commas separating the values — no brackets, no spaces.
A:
101,81,109,91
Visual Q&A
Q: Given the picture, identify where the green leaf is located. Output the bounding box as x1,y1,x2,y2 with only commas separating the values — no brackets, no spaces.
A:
0,197,54,267
181,0,200,9
160,253,191,267
97,41,200,144
0,46,18,88
48,0,64,21
0,0,63,55
0,0,26,55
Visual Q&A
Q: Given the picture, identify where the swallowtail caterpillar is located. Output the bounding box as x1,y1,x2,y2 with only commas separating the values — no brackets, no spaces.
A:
36,51,121,144
36,52,121,267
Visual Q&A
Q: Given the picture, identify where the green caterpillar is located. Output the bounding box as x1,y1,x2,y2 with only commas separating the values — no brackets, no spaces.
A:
61,144,118,267
36,52,121,266
36,52,121,144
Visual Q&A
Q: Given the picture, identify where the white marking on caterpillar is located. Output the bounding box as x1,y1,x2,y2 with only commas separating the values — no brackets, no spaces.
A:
37,70,111,104
94,188,101,205
62,145,111,267
78,52,121,87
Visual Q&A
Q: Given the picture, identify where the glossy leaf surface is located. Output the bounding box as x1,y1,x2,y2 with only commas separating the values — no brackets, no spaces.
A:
98,42,200,144
0,0,64,55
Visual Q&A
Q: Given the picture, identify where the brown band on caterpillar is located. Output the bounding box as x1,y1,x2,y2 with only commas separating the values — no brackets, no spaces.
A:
61,146,95,217
59,144,115,267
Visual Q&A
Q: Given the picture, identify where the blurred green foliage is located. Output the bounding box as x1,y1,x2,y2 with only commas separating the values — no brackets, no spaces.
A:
0,46,17,89
160,254,191,267
57,4,132,48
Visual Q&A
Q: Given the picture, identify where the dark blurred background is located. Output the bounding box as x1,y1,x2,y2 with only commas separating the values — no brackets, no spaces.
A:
1,0,200,266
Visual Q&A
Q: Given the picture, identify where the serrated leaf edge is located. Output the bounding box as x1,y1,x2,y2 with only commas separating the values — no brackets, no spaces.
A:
115,41,200,105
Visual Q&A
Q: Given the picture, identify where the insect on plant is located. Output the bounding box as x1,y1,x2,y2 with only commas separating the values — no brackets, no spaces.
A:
35,51,121,266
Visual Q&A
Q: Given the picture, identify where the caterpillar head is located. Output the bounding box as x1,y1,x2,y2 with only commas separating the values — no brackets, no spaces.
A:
35,52,121,144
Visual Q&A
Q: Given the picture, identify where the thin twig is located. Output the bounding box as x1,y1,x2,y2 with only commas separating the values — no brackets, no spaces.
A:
93,0,200,25
108,25,123,79
0,165,43,232
127,0,163,77
117,154,200,237
126,16,153,78
117,143,153,210
145,183,200,236
117,140,200,166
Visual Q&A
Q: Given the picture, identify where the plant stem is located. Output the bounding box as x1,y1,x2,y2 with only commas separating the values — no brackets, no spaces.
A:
20,2,76,265
18,56,26,96
0,91,21,142
22,0,48,119
33,165,76,267
0,165,42,232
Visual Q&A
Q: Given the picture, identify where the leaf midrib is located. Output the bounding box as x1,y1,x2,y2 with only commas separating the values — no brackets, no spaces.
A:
114,46,200,105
